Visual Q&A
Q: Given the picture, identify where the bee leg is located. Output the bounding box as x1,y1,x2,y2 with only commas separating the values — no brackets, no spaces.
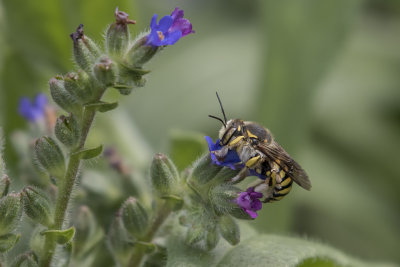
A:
231,168,249,183
213,145,229,160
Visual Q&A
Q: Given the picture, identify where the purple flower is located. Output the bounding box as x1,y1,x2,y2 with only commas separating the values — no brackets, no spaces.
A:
18,93,48,122
236,187,263,219
205,136,241,169
146,7,194,47
170,7,195,37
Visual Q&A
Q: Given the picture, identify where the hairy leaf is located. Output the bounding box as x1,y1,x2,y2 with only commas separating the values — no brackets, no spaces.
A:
166,223,394,267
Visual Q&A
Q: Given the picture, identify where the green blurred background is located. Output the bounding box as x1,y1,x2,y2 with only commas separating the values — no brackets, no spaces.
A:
0,0,399,264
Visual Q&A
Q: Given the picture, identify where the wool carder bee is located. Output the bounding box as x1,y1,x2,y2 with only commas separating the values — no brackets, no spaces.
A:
209,93,311,203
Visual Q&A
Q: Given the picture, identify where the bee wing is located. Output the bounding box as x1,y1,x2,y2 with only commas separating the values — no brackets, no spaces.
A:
258,141,311,190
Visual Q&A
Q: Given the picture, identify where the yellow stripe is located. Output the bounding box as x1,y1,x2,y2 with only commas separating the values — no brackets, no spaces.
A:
280,177,292,187
237,125,241,131
245,156,260,168
277,186,292,195
273,196,284,201
229,135,244,146
247,130,258,139
279,170,285,178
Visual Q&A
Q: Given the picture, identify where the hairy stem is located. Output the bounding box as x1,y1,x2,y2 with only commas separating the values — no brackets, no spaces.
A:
127,202,172,267
41,93,102,267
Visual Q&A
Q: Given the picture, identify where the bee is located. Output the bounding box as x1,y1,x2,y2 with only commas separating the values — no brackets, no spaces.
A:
209,93,311,203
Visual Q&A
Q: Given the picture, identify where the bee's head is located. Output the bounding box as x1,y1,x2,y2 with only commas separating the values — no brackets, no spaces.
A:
218,119,244,145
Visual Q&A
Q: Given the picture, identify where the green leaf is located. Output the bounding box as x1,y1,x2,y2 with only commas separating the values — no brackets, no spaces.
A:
85,101,118,113
166,223,395,267
41,226,75,245
0,233,20,252
72,145,103,160
169,130,208,171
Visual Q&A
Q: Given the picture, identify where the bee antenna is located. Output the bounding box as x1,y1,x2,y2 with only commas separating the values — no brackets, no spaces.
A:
208,115,226,128
215,92,227,124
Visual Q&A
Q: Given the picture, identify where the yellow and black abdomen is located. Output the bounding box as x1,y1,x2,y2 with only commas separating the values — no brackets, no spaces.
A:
264,161,294,203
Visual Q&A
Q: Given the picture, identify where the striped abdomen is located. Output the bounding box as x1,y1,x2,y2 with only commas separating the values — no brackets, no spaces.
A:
264,161,293,203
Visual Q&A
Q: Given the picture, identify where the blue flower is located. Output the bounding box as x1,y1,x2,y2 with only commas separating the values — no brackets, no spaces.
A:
18,93,48,122
205,136,241,169
146,7,194,47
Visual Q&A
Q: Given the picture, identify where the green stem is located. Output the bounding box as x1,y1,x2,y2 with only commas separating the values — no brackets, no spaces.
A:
41,96,100,267
127,202,172,267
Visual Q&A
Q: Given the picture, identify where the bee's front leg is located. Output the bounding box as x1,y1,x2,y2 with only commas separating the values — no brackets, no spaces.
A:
212,145,229,160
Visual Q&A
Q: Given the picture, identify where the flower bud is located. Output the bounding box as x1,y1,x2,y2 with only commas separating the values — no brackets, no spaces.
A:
74,206,103,257
107,211,134,266
205,227,220,251
150,153,180,196
190,154,221,184
0,174,11,197
70,24,101,71
125,36,159,68
210,184,240,214
93,56,117,87
49,77,81,114
64,71,93,103
121,197,149,238
22,186,53,227
0,233,20,253
106,8,136,55
218,215,240,245
34,136,65,179
11,251,39,267
185,223,206,246
55,114,80,148
0,193,22,235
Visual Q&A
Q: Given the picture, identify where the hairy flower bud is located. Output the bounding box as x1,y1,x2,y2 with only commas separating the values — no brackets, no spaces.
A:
106,7,136,55
107,211,134,266
64,71,93,103
0,233,20,253
121,197,149,238
93,56,117,87
70,24,101,71
218,215,240,245
49,77,81,114
190,154,221,184
55,114,80,148
0,193,22,235
185,223,206,246
0,174,11,197
22,186,53,227
210,184,241,214
11,251,39,267
74,206,103,258
125,36,159,68
205,227,220,251
150,153,180,195
34,136,65,179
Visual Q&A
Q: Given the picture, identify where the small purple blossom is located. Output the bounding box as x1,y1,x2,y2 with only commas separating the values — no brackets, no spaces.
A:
18,93,48,122
205,136,241,170
146,7,194,47
170,7,195,37
236,187,263,219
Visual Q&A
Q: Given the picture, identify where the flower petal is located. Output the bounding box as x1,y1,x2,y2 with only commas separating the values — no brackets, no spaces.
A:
150,14,158,29
164,30,182,45
245,209,258,219
157,15,173,32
